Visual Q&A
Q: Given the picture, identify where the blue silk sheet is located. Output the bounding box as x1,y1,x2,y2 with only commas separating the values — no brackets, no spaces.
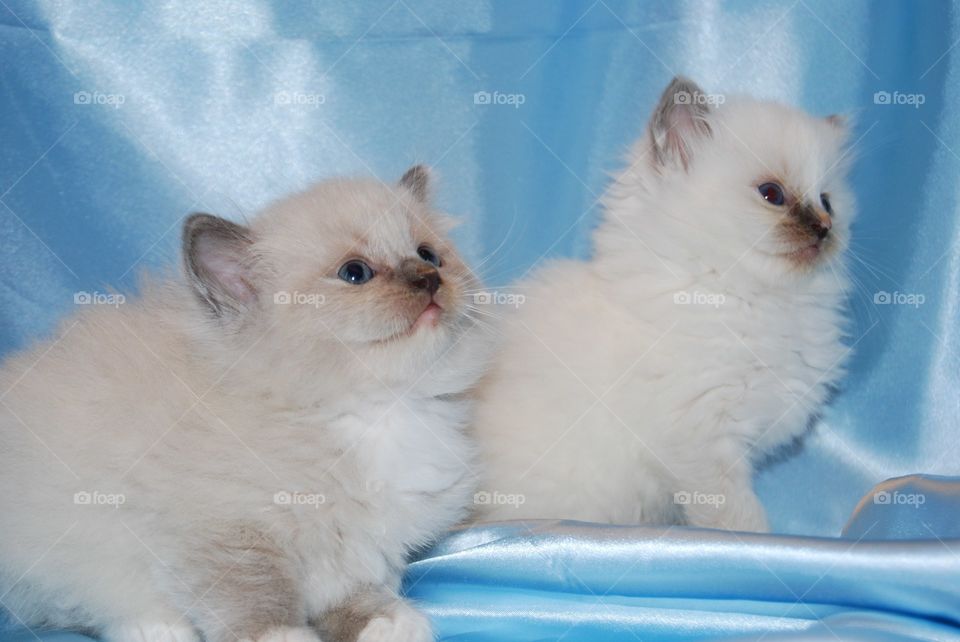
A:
1,1,959,640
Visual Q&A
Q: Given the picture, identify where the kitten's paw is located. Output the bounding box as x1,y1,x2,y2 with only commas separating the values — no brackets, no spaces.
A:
686,490,770,532
357,601,433,642
103,621,200,642
732,506,769,533
248,627,322,642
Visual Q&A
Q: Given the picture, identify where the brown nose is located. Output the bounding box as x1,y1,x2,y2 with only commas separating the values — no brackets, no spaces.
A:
400,258,441,295
793,202,832,241
811,211,832,240
811,219,830,240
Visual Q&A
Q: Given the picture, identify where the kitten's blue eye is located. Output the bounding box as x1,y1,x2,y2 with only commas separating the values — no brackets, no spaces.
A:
758,182,785,206
417,245,441,267
820,193,833,216
338,260,374,284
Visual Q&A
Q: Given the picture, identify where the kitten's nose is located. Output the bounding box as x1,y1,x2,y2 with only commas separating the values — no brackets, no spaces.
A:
400,258,441,295
412,270,441,295
796,202,832,241
811,212,832,240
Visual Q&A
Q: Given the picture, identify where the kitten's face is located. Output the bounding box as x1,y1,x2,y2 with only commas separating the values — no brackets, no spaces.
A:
183,167,481,384
696,103,852,276
646,78,854,282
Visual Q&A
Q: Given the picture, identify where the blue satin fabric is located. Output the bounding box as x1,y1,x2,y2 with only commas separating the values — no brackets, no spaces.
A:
2,1,959,640
405,486,960,641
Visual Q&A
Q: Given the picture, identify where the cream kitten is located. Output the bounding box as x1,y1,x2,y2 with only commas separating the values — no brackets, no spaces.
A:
472,77,853,532
0,167,489,641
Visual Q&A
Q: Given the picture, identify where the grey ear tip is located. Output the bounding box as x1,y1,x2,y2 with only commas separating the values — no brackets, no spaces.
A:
184,212,230,240
181,212,255,318
399,164,432,201
402,164,431,181
183,213,250,239
666,74,703,95
181,213,253,275
826,113,849,128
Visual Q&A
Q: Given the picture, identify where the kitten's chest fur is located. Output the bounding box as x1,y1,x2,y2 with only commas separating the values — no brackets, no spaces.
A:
276,392,475,592
327,394,474,515
626,275,847,447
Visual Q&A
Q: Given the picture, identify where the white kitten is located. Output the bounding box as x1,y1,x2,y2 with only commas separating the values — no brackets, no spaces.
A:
0,167,489,641
472,77,854,532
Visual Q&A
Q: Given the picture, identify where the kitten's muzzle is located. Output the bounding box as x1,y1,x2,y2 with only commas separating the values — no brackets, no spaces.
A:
400,258,441,296
792,202,832,241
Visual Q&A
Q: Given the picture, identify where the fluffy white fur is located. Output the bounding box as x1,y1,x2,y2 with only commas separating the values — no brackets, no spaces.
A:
472,78,854,531
0,168,489,641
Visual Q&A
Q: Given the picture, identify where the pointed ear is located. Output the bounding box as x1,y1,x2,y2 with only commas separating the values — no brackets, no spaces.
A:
648,76,713,171
825,113,855,140
399,164,431,202
182,213,257,318
825,114,846,129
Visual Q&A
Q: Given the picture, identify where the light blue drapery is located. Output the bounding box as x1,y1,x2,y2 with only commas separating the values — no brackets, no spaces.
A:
1,1,958,640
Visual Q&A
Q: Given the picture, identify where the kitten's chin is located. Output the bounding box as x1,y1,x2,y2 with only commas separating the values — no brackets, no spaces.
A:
412,302,443,332
785,242,822,266
742,241,841,285
374,301,447,345
357,307,470,385
781,238,842,272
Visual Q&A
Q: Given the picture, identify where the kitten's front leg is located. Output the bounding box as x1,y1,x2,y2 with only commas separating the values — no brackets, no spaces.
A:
678,463,769,533
169,523,321,642
315,585,433,642
102,620,200,642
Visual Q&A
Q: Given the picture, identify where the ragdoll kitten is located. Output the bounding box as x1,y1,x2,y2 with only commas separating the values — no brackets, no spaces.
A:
472,77,853,532
0,166,488,642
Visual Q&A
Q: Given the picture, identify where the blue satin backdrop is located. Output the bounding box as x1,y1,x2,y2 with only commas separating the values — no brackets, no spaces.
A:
1,1,958,640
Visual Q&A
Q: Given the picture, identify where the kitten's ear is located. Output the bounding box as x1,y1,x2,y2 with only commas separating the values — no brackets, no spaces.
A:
825,114,846,129
399,164,431,202
648,76,713,171
182,213,257,318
